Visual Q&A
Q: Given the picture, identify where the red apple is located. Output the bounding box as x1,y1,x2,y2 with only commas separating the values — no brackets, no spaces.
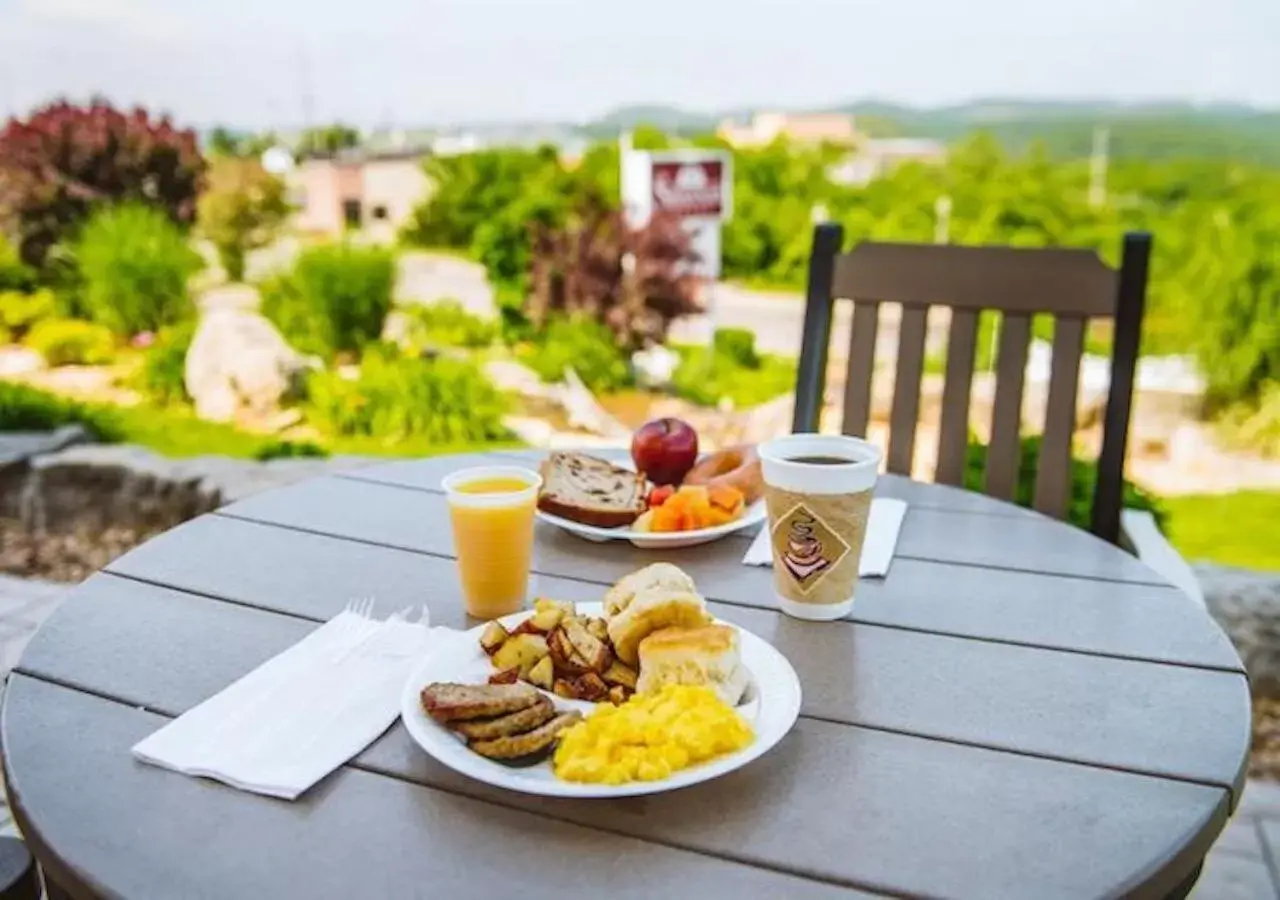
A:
632,418,699,486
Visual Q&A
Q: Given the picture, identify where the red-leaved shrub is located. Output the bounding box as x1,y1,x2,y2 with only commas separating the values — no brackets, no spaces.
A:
0,100,205,268
526,202,702,350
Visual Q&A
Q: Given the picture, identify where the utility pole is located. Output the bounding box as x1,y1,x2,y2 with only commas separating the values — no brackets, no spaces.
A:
1088,125,1110,208
298,44,315,135
934,195,952,244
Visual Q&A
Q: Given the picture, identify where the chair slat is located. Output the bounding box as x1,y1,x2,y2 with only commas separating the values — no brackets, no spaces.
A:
984,313,1031,500
934,309,979,485
832,243,1117,316
886,305,929,475
842,300,880,437
1033,317,1086,519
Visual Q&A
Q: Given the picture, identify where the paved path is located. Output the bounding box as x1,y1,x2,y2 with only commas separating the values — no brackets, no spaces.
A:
0,575,65,839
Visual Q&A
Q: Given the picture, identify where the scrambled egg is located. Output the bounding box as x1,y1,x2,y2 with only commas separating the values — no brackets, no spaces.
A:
554,685,753,784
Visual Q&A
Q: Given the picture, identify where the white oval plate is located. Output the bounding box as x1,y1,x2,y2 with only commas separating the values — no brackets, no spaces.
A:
537,500,766,549
400,602,802,798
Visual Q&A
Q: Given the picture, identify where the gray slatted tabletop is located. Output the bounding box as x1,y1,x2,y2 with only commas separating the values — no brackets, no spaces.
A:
1,450,1250,899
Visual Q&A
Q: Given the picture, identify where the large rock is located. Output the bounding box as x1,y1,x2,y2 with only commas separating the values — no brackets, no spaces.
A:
1199,563,1280,695
185,309,309,423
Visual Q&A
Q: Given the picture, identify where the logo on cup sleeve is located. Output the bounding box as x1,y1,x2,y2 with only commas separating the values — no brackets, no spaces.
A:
771,503,851,593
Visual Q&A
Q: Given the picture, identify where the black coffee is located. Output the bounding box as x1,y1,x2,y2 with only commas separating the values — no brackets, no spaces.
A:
786,455,857,465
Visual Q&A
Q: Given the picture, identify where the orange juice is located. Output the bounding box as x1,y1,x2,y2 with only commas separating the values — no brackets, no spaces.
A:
442,467,541,620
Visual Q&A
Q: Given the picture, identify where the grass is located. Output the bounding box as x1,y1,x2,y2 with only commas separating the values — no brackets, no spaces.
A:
1162,491,1280,572
0,381,521,460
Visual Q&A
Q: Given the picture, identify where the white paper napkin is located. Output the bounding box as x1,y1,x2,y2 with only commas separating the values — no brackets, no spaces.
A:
742,498,907,577
132,604,449,800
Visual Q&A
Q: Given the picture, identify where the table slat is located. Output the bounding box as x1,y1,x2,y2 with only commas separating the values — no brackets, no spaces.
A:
5,677,861,900
221,476,1168,586
106,514,1242,671
18,575,1249,798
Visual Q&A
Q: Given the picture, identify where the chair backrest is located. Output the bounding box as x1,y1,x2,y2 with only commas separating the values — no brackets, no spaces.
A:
793,224,1152,543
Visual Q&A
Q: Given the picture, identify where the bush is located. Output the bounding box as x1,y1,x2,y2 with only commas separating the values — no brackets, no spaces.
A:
526,202,702,350
261,242,395,359
521,316,631,392
197,158,291,282
253,439,328,461
0,234,36,292
139,320,197,405
401,300,496,350
672,342,796,408
0,100,204,269
23,318,115,366
963,435,1165,531
73,204,203,336
1217,382,1280,458
0,288,56,338
306,352,510,444
712,328,761,369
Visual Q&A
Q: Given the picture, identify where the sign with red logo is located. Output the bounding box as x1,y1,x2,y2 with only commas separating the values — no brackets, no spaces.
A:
621,148,732,279
650,159,728,219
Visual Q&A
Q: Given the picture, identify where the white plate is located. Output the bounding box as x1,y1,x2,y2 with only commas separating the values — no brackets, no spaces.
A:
400,602,802,798
537,501,765,549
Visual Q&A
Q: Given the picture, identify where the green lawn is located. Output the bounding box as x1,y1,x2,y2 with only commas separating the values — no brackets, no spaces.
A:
1163,490,1280,572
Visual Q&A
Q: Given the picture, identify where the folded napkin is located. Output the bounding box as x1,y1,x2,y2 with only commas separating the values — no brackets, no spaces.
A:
132,603,447,800
742,498,907,577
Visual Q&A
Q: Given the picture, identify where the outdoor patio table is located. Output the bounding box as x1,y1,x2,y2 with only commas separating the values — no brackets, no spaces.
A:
1,449,1250,899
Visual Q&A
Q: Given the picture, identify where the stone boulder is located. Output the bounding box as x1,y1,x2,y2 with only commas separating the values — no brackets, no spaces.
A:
185,309,309,423
1199,563,1280,695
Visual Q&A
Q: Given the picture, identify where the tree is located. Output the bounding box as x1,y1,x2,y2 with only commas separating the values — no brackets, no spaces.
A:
207,126,242,156
296,124,360,157
0,100,205,268
197,158,291,282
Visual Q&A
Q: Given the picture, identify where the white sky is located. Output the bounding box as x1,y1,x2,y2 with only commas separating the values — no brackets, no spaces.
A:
0,0,1277,128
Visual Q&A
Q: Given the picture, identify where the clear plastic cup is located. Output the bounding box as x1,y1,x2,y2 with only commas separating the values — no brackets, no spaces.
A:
441,466,542,620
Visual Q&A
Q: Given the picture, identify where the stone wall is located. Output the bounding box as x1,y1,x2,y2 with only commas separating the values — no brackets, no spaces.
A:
0,433,375,581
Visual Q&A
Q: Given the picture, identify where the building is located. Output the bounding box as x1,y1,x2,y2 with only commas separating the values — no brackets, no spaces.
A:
716,112,860,147
828,138,948,186
288,150,431,240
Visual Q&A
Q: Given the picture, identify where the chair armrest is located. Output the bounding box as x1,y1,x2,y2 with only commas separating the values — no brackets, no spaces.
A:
1119,509,1205,608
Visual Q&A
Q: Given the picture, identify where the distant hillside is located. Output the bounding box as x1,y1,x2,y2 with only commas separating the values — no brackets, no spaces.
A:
581,99,1280,165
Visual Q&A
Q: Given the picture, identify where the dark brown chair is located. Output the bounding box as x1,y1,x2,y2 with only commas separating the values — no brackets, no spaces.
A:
792,223,1151,545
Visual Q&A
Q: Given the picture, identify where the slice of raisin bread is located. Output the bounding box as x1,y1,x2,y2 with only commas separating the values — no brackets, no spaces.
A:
537,452,647,528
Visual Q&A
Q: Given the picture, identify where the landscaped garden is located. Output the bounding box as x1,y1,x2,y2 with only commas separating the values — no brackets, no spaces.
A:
2,99,1279,574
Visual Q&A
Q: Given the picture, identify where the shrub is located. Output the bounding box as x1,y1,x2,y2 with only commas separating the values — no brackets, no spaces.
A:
197,158,291,282
0,234,36,292
0,288,56,338
73,204,203,336
0,100,204,269
306,351,510,444
963,435,1165,531
521,316,631,393
23,318,115,366
254,439,328,461
672,343,796,408
712,328,761,369
1217,382,1280,458
400,300,496,350
261,242,395,359
139,320,197,405
525,201,702,350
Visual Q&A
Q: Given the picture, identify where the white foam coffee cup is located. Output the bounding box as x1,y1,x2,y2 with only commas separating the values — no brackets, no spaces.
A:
757,435,882,621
